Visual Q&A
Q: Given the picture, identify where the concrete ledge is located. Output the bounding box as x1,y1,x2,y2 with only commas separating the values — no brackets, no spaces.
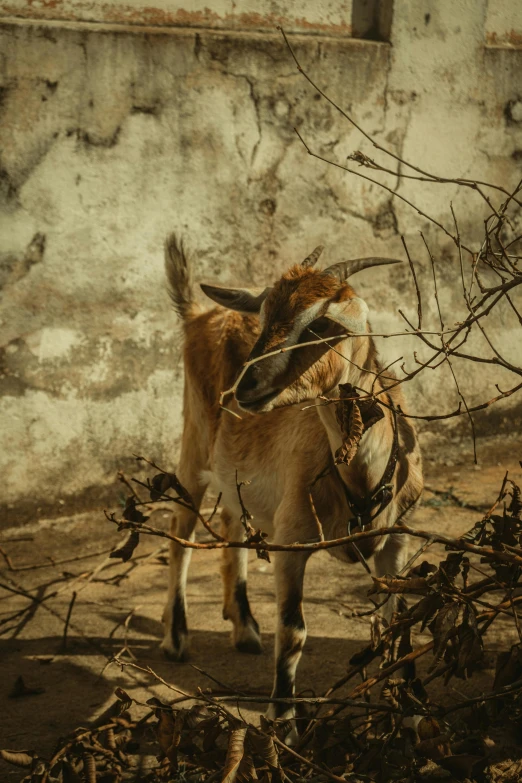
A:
0,13,391,43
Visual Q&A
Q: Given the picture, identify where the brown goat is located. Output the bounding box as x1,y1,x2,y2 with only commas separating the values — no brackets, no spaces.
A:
161,236,423,735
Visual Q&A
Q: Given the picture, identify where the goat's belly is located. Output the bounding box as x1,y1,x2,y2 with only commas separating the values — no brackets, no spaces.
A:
200,467,279,534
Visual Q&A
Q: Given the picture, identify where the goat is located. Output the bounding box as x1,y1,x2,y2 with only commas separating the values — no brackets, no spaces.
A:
161,236,423,731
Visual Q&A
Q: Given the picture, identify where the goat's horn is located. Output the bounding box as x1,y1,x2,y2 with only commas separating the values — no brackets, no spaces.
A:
301,245,324,269
322,257,402,281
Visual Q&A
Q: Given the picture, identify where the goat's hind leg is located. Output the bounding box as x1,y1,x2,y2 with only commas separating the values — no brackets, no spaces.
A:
220,509,262,654
161,428,207,661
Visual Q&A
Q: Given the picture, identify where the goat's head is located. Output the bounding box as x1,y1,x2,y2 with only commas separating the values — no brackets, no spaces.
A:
201,250,401,413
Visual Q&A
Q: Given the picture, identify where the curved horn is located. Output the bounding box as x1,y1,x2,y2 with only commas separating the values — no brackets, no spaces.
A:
301,245,324,269
322,257,402,281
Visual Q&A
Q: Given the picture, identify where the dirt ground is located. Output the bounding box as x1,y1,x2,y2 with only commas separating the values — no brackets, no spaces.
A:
1,442,521,780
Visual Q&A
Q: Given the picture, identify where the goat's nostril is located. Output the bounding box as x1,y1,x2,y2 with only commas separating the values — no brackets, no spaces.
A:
238,372,258,394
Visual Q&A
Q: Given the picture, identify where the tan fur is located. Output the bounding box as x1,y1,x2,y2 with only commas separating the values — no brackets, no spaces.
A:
161,239,423,732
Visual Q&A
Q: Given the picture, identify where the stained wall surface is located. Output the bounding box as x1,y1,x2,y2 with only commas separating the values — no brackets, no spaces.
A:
1,1,521,523
0,0,355,32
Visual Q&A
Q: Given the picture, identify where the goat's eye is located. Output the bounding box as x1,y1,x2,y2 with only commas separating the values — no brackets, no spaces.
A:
309,317,330,335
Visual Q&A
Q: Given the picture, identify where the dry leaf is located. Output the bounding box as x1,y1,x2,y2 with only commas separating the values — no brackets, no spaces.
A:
122,496,149,524
222,726,247,783
369,575,431,595
114,687,133,712
429,602,460,670
415,733,452,761
110,530,140,562
0,749,36,768
417,717,442,741
150,472,193,504
248,727,280,774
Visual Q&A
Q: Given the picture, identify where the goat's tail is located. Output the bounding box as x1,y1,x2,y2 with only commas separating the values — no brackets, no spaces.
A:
164,233,199,321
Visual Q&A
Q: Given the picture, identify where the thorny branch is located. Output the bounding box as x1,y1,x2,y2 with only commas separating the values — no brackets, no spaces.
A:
217,29,522,462
106,463,522,574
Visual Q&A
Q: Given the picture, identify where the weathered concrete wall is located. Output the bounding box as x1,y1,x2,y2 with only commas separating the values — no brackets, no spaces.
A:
0,0,354,34
1,1,521,524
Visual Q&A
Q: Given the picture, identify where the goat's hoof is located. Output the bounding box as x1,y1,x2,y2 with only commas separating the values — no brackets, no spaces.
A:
236,637,263,655
160,635,189,662
234,623,262,655
265,708,299,745
282,725,300,746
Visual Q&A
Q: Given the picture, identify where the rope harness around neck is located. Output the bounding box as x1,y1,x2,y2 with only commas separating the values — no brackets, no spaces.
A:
333,384,400,568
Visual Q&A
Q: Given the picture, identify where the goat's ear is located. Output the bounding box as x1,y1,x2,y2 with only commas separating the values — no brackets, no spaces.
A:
325,296,369,334
200,284,271,314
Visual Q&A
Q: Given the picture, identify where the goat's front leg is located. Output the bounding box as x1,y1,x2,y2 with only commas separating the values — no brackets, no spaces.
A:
220,509,262,654
373,530,410,621
373,529,417,682
161,484,205,661
268,549,311,741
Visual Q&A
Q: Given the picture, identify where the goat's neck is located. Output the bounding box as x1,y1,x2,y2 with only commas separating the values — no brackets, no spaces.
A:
316,336,391,496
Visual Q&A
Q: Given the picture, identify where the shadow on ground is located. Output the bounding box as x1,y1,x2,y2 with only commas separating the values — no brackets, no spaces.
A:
1,447,521,779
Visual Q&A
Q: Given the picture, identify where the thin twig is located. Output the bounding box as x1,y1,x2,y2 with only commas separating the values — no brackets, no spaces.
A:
59,590,77,653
